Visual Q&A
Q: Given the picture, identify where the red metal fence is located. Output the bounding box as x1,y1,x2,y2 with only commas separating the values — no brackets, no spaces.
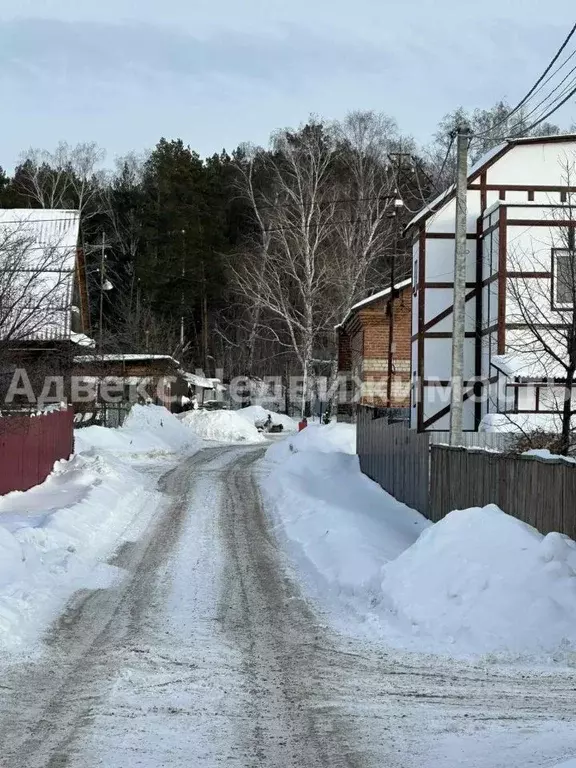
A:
0,409,74,496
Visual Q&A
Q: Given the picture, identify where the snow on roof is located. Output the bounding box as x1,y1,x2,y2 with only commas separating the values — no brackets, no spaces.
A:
484,199,575,218
491,353,565,380
0,209,80,265
180,371,218,389
70,332,96,348
0,209,80,342
336,279,412,328
511,132,576,145
467,141,507,177
406,134,576,232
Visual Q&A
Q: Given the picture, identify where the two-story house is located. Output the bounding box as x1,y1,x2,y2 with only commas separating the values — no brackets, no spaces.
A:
407,134,576,432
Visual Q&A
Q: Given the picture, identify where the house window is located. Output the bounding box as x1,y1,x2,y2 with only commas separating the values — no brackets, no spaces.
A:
553,249,576,308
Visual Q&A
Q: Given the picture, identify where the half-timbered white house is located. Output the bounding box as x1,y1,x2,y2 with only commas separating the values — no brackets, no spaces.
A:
406,134,576,432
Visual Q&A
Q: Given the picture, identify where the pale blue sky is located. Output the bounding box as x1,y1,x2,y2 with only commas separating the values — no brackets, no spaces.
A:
1,1,575,170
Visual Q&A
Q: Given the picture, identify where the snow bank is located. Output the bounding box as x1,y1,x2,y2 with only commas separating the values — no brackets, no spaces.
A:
182,409,265,443
235,405,297,431
0,453,160,651
75,404,201,456
260,424,427,630
266,422,356,463
263,423,576,658
0,405,200,652
523,449,576,464
382,504,576,655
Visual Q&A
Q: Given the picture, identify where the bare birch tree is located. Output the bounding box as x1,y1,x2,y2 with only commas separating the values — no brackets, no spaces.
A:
232,123,340,412
16,141,106,219
330,111,407,308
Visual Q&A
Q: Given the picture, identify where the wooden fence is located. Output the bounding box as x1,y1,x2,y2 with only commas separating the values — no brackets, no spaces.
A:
356,406,576,537
357,407,430,514
0,409,74,495
429,446,576,538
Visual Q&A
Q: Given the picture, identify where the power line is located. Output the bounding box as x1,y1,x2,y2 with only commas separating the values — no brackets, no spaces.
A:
521,80,576,134
512,21,576,113
256,193,400,209
436,134,456,186
507,64,576,135
474,21,576,139
520,48,576,109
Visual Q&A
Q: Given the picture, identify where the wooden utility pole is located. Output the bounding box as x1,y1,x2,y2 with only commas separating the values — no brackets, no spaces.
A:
386,194,405,407
75,246,91,335
449,125,472,444
180,229,186,347
99,232,106,355
201,259,209,374
386,152,409,408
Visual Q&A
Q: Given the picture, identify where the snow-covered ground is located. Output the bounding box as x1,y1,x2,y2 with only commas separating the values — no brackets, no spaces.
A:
181,408,266,443
261,423,427,632
2,415,576,766
261,423,576,660
0,405,201,653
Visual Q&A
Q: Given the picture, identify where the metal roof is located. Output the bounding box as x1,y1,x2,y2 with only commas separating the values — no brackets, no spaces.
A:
336,278,412,328
0,209,80,342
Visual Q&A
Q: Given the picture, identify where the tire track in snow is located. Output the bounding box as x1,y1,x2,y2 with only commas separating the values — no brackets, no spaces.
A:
0,446,231,767
2,444,576,767
218,449,365,768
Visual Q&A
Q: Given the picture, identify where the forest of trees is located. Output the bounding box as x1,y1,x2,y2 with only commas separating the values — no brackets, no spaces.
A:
0,100,571,384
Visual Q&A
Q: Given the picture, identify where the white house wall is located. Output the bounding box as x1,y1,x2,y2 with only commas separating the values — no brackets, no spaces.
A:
427,190,481,234
414,137,576,431
422,387,476,430
486,142,576,187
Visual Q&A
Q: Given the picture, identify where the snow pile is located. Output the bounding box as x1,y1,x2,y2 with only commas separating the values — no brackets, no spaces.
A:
381,504,576,655
262,423,576,657
0,404,201,651
182,408,265,443
261,424,427,626
0,452,161,650
75,404,201,456
266,422,356,463
235,405,297,431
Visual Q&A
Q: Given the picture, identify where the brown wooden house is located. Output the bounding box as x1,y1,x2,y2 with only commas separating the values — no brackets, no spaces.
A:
72,354,190,413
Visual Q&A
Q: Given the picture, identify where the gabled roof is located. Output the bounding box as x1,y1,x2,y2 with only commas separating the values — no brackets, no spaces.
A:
0,208,80,341
0,209,80,267
336,278,412,329
406,133,576,232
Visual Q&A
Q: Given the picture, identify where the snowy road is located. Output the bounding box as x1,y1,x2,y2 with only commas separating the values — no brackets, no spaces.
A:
1,444,576,767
